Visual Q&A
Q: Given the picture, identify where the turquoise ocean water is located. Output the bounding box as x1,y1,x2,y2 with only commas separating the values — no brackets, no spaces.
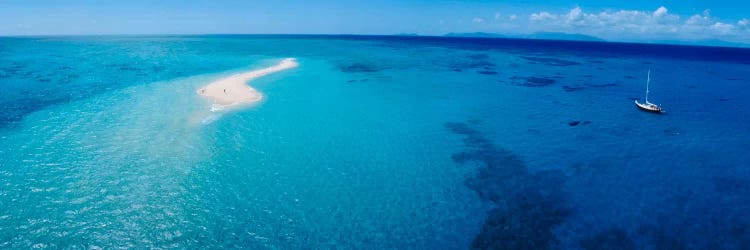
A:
1,35,750,249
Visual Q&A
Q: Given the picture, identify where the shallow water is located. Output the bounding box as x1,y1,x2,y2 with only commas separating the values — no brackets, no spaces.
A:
1,35,750,249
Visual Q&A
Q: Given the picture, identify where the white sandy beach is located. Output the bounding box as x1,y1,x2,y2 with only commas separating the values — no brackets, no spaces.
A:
197,58,298,109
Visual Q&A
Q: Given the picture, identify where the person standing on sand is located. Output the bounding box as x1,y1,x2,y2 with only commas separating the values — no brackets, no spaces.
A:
224,89,226,94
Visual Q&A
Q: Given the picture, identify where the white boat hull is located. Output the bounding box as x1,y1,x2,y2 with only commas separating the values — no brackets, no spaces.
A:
635,100,663,113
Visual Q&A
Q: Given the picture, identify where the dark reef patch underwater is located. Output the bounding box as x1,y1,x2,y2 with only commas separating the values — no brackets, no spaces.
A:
510,76,557,87
339,62,383,73
446,117,750,249
562,83,618,92
579,228,635,250
477,70,498,75
445,121,571,250
521,56,581,67
449,53,497,72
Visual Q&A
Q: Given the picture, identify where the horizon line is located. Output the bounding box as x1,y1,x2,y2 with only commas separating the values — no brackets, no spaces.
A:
2,33,749,50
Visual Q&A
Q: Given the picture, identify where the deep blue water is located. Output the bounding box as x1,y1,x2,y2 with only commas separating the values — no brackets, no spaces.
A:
1,35,750,249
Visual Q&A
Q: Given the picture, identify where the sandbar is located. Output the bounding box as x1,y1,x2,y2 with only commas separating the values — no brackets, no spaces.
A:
197,58,298,109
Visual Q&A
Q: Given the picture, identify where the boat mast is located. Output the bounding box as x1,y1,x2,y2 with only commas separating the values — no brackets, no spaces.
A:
646,70,651,103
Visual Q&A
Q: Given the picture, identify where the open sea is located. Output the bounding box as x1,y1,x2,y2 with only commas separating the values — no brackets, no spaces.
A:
1,35,750,249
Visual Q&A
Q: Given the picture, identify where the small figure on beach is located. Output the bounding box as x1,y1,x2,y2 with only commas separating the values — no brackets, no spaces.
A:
196,58,298,107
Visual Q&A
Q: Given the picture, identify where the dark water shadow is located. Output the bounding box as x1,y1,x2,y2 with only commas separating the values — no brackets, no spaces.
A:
449,53,496,72
445,121,571,249
510,76,557,87
522,56,581,66
568,121,591,127
339,62,381,73
580,228,635,250
562,83,618,92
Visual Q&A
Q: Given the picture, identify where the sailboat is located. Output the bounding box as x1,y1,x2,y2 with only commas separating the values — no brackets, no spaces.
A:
635,70,664,113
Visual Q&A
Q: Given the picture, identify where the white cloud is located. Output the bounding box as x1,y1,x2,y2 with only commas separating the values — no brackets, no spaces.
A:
566,7,583,23
529,12,556,21
711,22,734,34
520,6,748,44
509,14,518,21
495,13,501,19
686,9,712,26
472,17,484,23
687,14,711,26
653,6,668,18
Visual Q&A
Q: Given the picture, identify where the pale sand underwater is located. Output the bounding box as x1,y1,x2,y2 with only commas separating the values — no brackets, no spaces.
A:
197,58,298,111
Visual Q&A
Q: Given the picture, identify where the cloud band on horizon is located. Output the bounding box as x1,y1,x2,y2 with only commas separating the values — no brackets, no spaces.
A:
492,6,749,44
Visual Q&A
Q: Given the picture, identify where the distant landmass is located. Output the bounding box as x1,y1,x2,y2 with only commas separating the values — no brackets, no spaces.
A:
441,31,750,48
652,39,750,48
443,32,602,42
394,33,419,36
524,32,604,42
444,32,506,38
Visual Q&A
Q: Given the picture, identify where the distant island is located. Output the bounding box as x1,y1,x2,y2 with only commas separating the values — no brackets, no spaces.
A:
651,39,750,48
394,33,420,36
524,32,604,42
444,32,506,38
441,31,750,48
444,32,603,42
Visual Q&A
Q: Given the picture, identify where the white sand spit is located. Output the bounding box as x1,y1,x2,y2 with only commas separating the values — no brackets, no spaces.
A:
197,58,298,110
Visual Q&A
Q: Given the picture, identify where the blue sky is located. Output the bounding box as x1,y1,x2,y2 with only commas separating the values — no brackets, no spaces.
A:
2,0,749,45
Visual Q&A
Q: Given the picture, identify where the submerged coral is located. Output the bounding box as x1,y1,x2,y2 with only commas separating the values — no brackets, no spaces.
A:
445,121,571,250
340,62,381,73
510,76,557,87
579,228,635,250
522,56,581,66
